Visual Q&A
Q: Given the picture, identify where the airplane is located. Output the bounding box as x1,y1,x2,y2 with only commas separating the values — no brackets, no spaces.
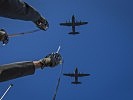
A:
60,15,88,35
63,67,90,84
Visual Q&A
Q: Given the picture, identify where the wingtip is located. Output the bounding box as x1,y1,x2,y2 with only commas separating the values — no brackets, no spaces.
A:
88,74,91,76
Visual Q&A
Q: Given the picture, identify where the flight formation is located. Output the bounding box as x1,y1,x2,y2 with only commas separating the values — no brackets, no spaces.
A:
59,15,90,84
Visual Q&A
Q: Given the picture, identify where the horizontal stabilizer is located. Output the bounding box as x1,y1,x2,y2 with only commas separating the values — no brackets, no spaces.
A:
68,32,80,35
71,81,81,84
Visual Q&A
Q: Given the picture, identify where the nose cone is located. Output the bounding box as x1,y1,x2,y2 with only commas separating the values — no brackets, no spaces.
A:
75,67,78,70
75,67,78,73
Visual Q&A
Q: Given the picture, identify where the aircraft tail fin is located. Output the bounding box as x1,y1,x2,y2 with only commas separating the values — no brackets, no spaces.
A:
68,32,80,35
71,81,81,84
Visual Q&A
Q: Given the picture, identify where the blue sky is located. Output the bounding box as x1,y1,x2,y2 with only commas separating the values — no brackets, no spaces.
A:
0,0,133,100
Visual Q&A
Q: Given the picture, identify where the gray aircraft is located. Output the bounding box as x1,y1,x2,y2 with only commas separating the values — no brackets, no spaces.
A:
63,67,90,84
60,15,88,35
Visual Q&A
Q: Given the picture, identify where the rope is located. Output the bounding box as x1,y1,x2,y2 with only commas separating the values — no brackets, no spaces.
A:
8,29,40,37
52,61,64,100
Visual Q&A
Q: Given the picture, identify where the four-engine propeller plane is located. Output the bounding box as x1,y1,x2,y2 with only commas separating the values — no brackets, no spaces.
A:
60,15,88,35
63,67,90,84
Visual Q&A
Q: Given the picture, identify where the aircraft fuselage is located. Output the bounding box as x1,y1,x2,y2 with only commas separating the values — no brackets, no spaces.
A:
72,15,76,32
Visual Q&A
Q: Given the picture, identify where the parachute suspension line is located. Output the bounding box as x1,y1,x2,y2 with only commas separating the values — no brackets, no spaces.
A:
8,29,40,37
0,84,13,100
52,61,64,100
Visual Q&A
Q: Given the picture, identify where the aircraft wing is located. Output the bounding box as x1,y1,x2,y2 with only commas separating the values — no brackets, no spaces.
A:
60,22,72,26
74,21,88,26
78,73,90,77
63,73,75,77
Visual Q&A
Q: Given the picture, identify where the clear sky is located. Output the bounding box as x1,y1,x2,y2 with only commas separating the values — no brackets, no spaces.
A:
0,0,133,100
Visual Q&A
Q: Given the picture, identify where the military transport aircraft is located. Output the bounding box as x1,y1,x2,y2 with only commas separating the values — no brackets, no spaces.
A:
60,15,88,35
63,67,90,84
